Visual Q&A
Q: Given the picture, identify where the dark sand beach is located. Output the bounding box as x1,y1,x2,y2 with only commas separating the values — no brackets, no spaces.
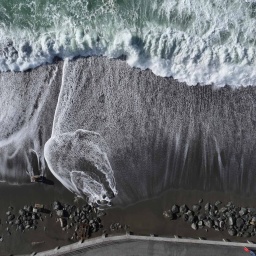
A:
1,179,256,255
1,57,256,254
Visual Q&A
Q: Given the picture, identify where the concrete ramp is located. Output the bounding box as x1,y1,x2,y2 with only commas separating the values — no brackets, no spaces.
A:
29,234,254,256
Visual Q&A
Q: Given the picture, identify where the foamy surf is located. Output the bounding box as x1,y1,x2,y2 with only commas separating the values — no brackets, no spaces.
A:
44,129,117,204
0,0,256,87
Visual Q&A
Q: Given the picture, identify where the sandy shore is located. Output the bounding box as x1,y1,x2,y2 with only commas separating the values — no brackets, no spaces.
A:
1,179,256,255
1,56,256,254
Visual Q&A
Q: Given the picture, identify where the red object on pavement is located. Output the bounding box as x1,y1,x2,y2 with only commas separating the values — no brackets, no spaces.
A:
244,247,250,253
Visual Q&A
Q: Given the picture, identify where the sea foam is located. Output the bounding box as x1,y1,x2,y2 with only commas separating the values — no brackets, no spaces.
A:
0,0,256,87
44,129,117,203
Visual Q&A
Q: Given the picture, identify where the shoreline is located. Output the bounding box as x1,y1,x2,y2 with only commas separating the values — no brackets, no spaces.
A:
1,56,256,254
1,182,256,255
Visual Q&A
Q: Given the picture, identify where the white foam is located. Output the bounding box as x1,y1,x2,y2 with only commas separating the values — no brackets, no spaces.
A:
0,0,256,86
44,130,117,203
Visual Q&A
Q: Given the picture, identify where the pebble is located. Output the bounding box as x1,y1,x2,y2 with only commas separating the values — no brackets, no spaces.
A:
163,200,256,238
1,200,107,242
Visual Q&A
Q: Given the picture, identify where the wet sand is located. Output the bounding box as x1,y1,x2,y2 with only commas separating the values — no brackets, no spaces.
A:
105,189,256,242
1,56,256,254
1,179,256,255
0,175,75,255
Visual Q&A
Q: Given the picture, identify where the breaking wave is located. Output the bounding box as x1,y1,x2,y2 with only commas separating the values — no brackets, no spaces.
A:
1,0,256,86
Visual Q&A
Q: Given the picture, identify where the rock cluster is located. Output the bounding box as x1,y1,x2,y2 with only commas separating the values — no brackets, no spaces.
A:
52,201,104,239
5,205,45,233
2,201,106,241
109,222,126,231
163,200,256,237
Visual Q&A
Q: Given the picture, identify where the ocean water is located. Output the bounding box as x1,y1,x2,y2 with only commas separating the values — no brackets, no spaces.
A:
1,1,256,205
1,0,256,86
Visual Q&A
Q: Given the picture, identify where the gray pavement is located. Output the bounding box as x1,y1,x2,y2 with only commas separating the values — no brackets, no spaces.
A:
60,240,248,256
32,235,255,256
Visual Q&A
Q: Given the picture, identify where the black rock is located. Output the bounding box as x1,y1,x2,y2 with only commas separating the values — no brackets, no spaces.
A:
215,201,222,206
226,202,233,208
209,210,216,217
228,217,235,226
179,204,188,214
163,210,175,220
219,221,225,229
15,219,21,225
8,215,15,221
239,208,248,216
243,215,250,222
236,218,245,229
237,232,243,237
234,206,241,212
19,209,25,216
182,214,189,222
199,199,203,204
84,205,92,212
171,205,179,214
63,203,69,210
56,210,64,217
31,214,37,220
247,225,254,233
23,205,32,212
53,201,62,211
169,213,176,220
188,215,195,223
210,204,218,211
219,215,227,221
204,203,210,211
199,213,207,220
191,223,198,230
219,207,228,213
243,232,251,238
176,213,182,218
198,221,204,227
204,220,213,228
192,204,201,212
214,220,219,227
251,216,256,224
228,228,237,236
187,210,194,216
248,208,256,214
242,225,248,232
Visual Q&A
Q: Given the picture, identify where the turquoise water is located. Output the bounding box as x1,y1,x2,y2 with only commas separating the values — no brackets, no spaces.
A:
1,0,256,86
